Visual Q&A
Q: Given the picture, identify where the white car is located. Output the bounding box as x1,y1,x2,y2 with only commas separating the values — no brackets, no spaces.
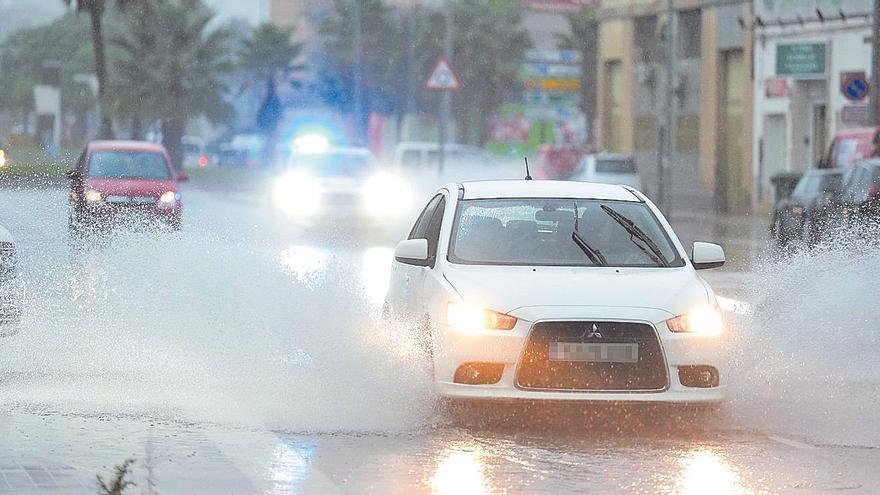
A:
0,223,20,328
273,143,412,222
573,153,642,190
386,180,728,405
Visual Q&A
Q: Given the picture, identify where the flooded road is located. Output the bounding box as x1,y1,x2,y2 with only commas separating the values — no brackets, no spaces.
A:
1,184,878,494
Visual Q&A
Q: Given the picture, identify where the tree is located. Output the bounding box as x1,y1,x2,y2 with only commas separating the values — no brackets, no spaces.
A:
557,5,598,145
111,0,233,170
0,13,95,139
239,23,305,148
62,0,142,139
318,0,408,140
449,0,531,145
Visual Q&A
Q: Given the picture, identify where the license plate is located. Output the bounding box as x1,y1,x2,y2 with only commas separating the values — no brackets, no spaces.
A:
107,196,154,204
548,342,639,363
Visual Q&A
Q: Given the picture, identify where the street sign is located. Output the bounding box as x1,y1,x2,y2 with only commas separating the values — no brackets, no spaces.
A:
425,57,461,91
776,43,826,79
840,71,870,102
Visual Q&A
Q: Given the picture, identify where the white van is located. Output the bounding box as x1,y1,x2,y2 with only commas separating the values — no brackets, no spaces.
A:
392,141,495,169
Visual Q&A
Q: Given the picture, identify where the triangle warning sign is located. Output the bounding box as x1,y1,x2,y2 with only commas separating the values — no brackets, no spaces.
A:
425,57,461,91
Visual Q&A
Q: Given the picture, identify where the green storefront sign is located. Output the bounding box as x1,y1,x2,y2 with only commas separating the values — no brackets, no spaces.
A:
777,43,827,78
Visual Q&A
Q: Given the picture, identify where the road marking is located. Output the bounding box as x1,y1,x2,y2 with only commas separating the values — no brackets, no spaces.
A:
767,434,818,450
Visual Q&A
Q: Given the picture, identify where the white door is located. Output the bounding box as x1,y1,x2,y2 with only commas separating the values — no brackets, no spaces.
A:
388,194,443,317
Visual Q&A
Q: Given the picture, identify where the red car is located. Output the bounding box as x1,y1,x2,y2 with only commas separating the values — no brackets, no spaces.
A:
67,140,183,232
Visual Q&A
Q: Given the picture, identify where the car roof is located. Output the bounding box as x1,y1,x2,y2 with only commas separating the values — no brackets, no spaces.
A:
459,180,641,201
88,140,167,153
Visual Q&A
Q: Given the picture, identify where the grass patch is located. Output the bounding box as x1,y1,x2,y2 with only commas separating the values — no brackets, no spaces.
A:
0,145,78,178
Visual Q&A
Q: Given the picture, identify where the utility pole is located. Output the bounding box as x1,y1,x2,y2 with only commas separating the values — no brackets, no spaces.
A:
659,0,677,215
353,0,365,145
439,0,453,173
872,0,880,124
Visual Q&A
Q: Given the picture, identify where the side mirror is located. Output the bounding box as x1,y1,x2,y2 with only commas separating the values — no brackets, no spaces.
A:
691,242,725,270
176,172,190,182
395,238,430,266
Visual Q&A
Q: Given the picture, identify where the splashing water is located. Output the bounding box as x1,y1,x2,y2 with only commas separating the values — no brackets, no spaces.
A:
728,232,880,448
0,226,437,433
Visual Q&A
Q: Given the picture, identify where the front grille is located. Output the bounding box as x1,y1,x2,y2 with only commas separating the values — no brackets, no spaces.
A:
516,321,667,392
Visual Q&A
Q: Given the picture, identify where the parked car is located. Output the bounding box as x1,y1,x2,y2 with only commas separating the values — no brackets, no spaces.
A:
770,168,844,247
182,136,211,169
827,159,880,236
0,223,20,328
386,180,728,407
820,127,880,168
572,153,641,189
533,145,585,179
67,140,183,233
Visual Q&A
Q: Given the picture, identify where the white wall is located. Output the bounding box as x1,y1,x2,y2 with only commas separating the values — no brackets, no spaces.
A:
751,21,871,208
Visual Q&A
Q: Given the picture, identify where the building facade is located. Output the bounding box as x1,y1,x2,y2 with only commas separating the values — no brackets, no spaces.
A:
596,0,753,213
751,0,872,208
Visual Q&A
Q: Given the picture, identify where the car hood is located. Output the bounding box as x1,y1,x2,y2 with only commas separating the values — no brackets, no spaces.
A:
86,178,177,198
442,263,710,321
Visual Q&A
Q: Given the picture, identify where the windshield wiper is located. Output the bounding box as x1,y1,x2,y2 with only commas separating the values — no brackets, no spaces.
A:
571,202,607,266
600,205,669,267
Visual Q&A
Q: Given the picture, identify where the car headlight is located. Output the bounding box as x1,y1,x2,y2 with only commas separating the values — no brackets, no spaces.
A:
273,170,321,216
0,150,6,167
363,172,411,215
84,189,102,204
159,191,179,204
666,306,723,335
446,301,517,332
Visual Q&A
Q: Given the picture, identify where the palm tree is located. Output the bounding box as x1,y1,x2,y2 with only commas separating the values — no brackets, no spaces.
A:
239,23,305,164
111,0,233,170
63,0,141,138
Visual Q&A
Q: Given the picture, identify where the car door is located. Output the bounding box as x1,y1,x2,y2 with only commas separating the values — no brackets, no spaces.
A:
387,193,442,316
408,194,447,318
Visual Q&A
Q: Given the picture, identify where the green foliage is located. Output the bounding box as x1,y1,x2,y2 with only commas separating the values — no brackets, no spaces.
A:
0,13,94,114
317,0,531,144
239,23,304,82
110,0,233,124
450,0,532,143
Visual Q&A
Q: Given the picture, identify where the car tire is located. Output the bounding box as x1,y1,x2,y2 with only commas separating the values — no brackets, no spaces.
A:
802,218,815,248
773,216,788,247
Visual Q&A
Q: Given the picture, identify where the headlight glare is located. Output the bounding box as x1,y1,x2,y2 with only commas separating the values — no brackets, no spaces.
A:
159,191,178,204
363,172,411,216
446,302,516,332
84,189,102,203
273,171,321,216
667,306,723,335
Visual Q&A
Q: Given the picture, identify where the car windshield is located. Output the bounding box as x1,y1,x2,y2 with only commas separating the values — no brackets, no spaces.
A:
88,151,171,180
289,152,374,177
595,157,636,174
449,198,684,267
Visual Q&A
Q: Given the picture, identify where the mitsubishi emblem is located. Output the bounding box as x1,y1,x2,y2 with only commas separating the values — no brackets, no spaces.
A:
586,323,603,339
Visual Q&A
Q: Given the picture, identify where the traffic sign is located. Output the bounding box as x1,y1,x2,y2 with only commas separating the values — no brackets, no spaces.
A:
841,71,870,102
425,57,461,91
